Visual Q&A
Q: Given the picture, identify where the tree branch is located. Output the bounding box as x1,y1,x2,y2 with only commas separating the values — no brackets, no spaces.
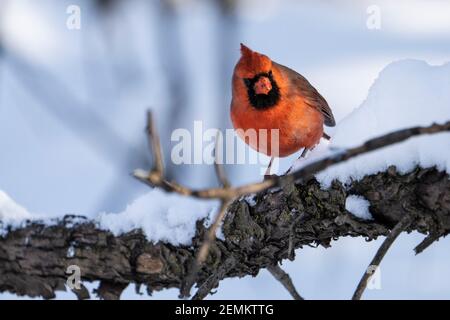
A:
1,166,449,299
134,119,450,201
267,264,304,300
1,114,449,299
352,213,412,300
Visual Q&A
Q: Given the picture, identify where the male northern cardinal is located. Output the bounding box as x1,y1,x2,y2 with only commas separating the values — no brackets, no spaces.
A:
230,44,335,174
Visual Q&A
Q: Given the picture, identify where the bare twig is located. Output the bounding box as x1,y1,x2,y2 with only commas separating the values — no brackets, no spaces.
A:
267,264,304,300
414,231,446,255
180,200,232,298
214,132,230,188
198,201,232,265
183,169,232,297
352,214,413,300
135,120,450,201
134,168,272,200
146,110,164,175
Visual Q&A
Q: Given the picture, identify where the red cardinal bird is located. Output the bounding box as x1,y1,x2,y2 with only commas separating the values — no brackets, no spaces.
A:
230,44,335,174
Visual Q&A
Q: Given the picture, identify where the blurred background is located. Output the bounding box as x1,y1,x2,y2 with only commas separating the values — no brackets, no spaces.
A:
1,0,450,299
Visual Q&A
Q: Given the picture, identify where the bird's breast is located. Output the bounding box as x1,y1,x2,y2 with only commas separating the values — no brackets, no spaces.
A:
231,94,324,157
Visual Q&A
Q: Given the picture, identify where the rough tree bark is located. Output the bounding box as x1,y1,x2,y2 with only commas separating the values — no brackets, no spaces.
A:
1,166,449,299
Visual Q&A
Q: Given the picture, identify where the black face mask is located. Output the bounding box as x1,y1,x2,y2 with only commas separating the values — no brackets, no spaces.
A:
244,71,280,110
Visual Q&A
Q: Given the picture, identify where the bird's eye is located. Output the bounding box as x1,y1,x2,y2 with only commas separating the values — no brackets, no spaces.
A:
268,70,273,76
243,78,252,87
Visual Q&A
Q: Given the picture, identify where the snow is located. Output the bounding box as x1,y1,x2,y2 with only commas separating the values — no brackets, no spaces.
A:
244,194,257,207
0,190,63,236
295,60,450,187
0,190,32,236
98,189,218,246
345,195,373,220
66,245,75,258
203,203,226,241
0,186,218,247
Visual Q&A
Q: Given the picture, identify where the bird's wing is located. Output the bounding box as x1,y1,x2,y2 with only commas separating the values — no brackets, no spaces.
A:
274,62,336,127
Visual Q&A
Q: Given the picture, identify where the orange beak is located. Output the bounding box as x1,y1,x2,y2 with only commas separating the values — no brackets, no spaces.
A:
254,76,272,95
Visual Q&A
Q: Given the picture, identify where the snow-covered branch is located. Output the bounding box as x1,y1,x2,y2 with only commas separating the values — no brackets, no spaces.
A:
0,161,449,299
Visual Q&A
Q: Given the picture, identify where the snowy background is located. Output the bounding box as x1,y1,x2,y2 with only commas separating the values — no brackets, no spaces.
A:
1,0,450,299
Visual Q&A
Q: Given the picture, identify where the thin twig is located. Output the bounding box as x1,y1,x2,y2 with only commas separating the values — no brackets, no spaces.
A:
182,135,232,297
198,200,231,265
267,264,304,300
181,198,233,298
134,168,272,199
352,214,413,300
135,120,450,201
146,110,164,175
414,231,445,255
214,131,230,188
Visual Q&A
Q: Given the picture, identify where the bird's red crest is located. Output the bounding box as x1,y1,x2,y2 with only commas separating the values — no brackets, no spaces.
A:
236,43,272,78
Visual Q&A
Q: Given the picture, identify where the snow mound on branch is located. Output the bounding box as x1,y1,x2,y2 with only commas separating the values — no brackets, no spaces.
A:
0,187,217,246
0,190,32,236
298,59,450,186
345,195,373,220
98,189,218,246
